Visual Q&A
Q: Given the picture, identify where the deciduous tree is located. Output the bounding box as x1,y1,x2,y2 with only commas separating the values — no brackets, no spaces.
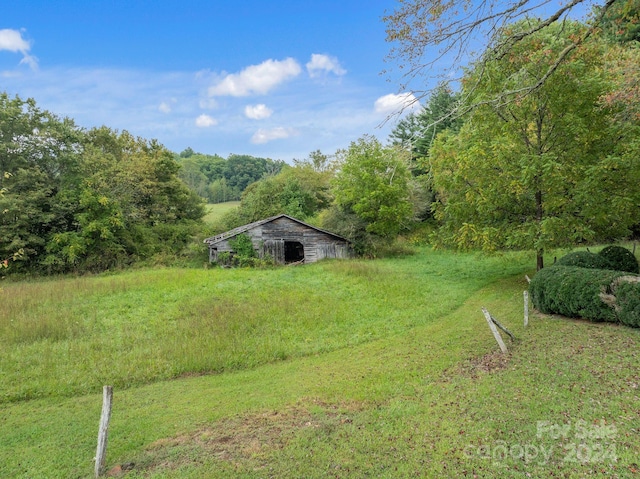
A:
331,136,413,249
430,21,640,269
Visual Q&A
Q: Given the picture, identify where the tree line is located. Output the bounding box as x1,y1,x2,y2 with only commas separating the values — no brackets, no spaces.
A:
176,148,285,203
0,95,204,274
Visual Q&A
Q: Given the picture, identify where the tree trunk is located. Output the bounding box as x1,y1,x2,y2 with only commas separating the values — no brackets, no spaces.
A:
536,188,544,271
537,249,544,271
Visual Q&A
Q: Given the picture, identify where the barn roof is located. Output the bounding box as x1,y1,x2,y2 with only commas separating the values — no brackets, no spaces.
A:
203,214,350,246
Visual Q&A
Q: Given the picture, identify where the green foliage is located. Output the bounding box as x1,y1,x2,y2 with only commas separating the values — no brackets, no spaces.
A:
600,43,640,124
533,247,640,326
229,233,256,259
0,168,57,271
176,150,285,203
217,251,232,265
553,246,639,274
555,251,613,270
616,280,640,327
318,206,372,256
0,94,84,272
218,161,333,231
388,86,461,224
331,136,413,253
389,84,462,173
0,94,205,275
293,149,336,173
598,245,640,273
430,20,640,268
217,206,245,232
530,265,624,322
217,234,275,268
597,0,640,43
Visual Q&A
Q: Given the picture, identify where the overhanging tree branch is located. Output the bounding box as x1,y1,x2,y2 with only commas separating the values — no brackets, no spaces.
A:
384,0,619,112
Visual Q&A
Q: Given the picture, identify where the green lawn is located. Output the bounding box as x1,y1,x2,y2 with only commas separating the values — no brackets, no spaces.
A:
1,248,638,478
203,201,240,225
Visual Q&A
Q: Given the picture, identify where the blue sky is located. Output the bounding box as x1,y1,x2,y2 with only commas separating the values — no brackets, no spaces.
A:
1,0,422,162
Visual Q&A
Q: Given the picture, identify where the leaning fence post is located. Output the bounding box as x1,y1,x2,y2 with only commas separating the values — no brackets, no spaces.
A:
524,291,529,327
95,386,113,478
482,307,508,353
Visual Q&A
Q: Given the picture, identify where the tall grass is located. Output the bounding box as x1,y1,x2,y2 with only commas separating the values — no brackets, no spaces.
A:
0,276,129,343
0,249,532,403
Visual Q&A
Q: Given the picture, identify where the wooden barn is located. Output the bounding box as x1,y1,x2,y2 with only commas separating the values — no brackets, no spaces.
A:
204,214,352,264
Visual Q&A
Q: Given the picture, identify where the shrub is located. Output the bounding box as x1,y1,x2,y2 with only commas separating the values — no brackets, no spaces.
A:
219,234,275,268
531,265,640,327
598,245,639,274
555,251,612,270
612,279,640,327
216,251,232,266
229,234,257,259
530,266,624,322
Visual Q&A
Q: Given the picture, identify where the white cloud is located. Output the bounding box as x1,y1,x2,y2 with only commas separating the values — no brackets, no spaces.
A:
19,54,38,70
0,29,38,69
195,114,218,128
0,63,404,162
158,102,172,113
244,104,273,120
374,92,420,115
0,29,30,53
251,127,298,144
208,58,301,97
306,53,346,78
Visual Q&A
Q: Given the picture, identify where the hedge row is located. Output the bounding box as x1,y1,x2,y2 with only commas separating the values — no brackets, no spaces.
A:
599,245,640,274
530,266,625,323
530,245,640,327
615,280,640,327
555,251,612,269
555,246,639,273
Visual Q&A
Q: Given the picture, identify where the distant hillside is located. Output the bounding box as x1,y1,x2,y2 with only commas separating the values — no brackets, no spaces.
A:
175,148,285,203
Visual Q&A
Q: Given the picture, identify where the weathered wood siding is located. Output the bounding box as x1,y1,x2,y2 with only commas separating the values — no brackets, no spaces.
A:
262,239,285,262
259,217,350,263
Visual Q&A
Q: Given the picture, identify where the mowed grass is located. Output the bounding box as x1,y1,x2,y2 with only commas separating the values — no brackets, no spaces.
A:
203,201,240,225
2,248,639,478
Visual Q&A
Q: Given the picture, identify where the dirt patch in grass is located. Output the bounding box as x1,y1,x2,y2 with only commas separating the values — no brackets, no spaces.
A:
456,350,512,379
132,399,364,475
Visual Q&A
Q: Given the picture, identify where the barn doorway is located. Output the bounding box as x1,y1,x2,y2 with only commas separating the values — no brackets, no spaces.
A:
284,241,304,263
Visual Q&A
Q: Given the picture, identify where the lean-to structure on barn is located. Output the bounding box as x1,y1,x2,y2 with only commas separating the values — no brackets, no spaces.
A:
204,214,352,264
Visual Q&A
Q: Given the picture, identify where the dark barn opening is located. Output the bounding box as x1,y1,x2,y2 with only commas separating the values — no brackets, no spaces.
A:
284,241,304,263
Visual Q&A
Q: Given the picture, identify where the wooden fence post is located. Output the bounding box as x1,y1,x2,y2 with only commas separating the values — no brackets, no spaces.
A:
482,307,508,353
524,291,529,327
95,386,113,478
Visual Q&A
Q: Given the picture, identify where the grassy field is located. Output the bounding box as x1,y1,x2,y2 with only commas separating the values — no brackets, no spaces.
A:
203,201,240,225
1,248,639,478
